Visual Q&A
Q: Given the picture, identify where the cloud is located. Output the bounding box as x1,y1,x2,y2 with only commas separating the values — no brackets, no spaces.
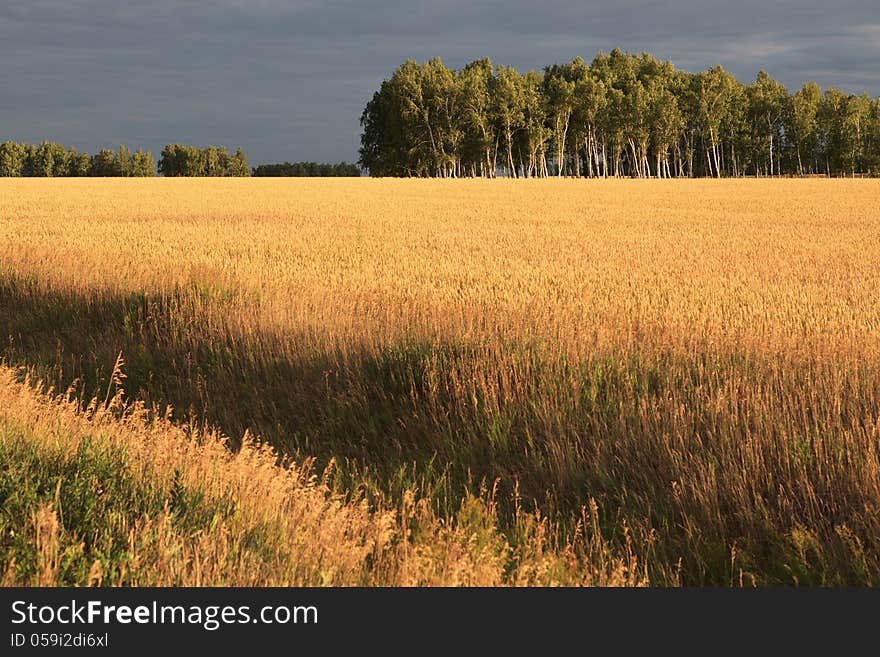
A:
1,1,877,164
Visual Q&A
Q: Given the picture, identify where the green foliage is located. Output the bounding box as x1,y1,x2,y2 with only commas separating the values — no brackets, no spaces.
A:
158,144,249,177
29,141,68,177
0,141,29,176
90,149,117,176
786,82,822,175
66,148,92,176
0,427,236,585
116,145,133,176
228,148,250,177
252,161,361,176
748,71,789,176
360,50,880,178
0,142,154,177
130,149,156,177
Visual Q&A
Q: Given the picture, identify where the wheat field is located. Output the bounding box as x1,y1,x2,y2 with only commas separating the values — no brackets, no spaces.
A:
2,178,880,585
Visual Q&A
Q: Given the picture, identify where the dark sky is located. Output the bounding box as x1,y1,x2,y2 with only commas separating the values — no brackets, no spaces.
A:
2,1,878,165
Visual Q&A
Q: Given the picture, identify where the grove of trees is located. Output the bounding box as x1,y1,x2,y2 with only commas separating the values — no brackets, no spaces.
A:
158,145,250,177
0,142,155,177
359,50,880,178
253,161,362,176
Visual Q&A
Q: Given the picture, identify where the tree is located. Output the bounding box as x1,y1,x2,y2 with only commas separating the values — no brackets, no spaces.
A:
647,75,683,178
205,146,223,176
228,148,250,176
520,69,549,177
392,59,440,176
749,71,789,176
158,144,243,176
158,144,182,176
492,65,526,177
116,145,133,176
131,149,155,176
841,94,871,176
570,72,606,177
458,58,497,177
590,50,633,177
816,88,870,176
786,82,822,175
359,51,878,179
90,149,117,176
0,142,28,176
720,77,750,177
29,141,67,177
66,148,92,176
185,146,207,176
360,78,410,176
544,60,580,175
694,67,737,177
253,161,360,176
866,97,880,175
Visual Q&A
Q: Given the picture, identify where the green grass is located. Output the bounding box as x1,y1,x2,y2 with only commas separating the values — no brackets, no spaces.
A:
0,424,238,585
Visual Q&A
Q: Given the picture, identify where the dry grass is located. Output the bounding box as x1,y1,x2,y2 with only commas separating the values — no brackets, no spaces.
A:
1,177,880,585
0,368,641,586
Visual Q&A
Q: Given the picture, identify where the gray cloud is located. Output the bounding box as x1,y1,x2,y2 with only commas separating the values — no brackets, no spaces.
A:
1,1,878,164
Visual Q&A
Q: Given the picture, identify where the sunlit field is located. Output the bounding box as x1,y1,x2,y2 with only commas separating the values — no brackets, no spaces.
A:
2,178,880,585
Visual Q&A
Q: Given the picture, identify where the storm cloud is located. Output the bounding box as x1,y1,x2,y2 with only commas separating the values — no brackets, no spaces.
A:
1,1,877,164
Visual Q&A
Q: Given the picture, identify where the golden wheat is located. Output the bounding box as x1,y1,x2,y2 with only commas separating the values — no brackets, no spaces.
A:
1,178,878,354
2,177,879,585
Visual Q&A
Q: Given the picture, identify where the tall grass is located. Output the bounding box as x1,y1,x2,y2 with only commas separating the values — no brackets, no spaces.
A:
2,178,880,585
0,368,639,585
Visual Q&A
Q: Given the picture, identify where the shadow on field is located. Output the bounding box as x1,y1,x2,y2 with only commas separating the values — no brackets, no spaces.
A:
4,276,880,585
0,277,551,511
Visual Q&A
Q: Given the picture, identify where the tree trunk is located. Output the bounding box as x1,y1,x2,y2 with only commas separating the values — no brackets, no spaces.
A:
628,140,638,177
602,141,608,178
585,136,593,178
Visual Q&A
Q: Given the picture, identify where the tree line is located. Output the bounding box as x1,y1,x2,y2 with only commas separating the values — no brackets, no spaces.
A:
0,142,255,177
158,145,250,176
0,142,155,177
253,161,361,176
359,50,880,178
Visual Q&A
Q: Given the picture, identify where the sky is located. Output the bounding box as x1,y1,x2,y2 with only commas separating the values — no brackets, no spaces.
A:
1,1,878,165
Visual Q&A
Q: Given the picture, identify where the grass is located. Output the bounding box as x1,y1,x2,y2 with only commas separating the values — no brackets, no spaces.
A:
1,177,880,585
0,368,640,586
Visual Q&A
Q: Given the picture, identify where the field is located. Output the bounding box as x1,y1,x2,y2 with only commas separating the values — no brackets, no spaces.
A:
2,178,880,586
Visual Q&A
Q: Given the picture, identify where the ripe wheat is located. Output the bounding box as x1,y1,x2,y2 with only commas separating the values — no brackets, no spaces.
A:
1,177,879,585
